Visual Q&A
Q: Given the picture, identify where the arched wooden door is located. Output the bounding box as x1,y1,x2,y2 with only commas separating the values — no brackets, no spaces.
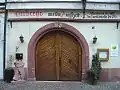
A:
35,30,82,81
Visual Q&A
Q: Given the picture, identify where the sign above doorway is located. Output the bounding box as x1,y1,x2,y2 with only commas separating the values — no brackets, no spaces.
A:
8,10,120,20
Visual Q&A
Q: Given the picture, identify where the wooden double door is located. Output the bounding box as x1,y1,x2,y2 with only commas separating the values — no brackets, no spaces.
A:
35,30,82,81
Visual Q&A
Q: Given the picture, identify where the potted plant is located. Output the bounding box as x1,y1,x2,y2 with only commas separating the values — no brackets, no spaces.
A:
87,53,102,85
4,67,14,83
4,55,15,83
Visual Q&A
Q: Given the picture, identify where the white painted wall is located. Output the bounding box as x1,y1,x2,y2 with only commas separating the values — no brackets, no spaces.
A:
6,21,120,69
6,2,119,10
0,0,4,2
0,13,4,79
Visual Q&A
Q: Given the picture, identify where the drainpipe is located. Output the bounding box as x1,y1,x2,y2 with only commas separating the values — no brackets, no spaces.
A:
3,0,7,80
82,0,86,18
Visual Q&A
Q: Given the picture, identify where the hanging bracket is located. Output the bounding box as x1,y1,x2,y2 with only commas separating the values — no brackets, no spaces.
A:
116,22,119,29
10,21,12,28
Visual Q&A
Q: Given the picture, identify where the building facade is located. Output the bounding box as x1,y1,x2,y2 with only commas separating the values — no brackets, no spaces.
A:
1,0,120,82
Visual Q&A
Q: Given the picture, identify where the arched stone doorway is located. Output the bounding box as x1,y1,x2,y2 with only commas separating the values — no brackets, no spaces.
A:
27,22,89,81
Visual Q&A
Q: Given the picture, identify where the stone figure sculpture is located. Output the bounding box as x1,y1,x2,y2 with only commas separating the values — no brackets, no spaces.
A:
13,59,25,81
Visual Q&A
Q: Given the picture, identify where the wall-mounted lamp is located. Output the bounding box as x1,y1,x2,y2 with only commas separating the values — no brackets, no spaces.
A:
19,35,24,43
93,36,97,44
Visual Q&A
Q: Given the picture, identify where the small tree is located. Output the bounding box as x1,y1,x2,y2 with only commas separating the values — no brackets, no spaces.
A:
87,53,102,85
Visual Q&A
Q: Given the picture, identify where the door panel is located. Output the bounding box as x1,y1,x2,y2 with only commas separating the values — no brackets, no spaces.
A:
35,30,82,81
60,31,81,80
35,32,57,80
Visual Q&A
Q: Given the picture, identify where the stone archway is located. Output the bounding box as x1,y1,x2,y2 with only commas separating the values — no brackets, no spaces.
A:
27,22,89,81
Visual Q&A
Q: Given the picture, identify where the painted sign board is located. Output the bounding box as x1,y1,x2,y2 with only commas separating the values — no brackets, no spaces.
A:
110,44,119,57
8,10,120,20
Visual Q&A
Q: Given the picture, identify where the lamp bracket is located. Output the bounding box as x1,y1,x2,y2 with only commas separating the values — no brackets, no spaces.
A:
116,22,119,29
16,46,19,52
10,21,12,28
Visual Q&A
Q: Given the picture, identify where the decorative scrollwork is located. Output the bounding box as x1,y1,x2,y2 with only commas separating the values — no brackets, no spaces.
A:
54,22,62,28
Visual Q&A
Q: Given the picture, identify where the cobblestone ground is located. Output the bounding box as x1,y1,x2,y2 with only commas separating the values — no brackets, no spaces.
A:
0,81,120,90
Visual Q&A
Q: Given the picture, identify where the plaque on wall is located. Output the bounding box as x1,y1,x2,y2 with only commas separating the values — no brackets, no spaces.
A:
97,48,109,61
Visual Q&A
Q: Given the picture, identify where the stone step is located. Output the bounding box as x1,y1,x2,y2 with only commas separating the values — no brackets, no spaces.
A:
0,81,120,90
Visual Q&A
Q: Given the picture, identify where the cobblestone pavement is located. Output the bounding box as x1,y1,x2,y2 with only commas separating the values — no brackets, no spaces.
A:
0,81,120,90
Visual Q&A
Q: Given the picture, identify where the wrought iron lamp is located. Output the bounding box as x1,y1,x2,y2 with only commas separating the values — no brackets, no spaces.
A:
19,35,24,43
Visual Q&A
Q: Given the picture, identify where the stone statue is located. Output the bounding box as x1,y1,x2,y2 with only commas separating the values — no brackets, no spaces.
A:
13,59,25,81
